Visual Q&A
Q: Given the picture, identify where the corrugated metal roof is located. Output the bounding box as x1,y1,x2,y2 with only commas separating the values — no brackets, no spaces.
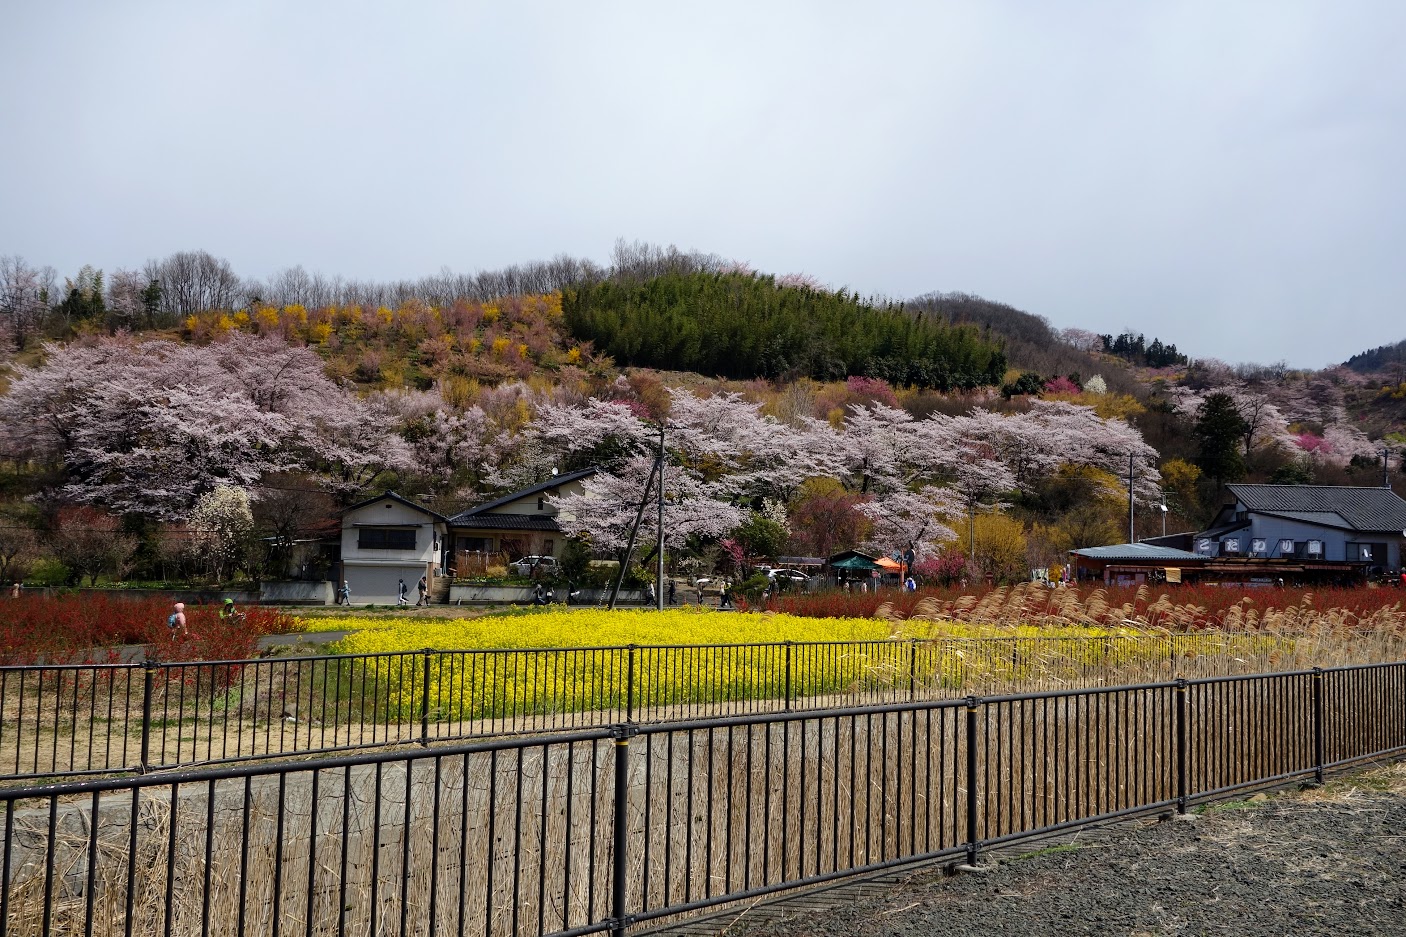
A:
1070,543,1209,562
1255,510,1352,528
1227,485,1406,532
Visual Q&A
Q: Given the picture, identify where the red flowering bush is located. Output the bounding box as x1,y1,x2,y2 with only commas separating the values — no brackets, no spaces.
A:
0,594,292,665
768,583,1406,632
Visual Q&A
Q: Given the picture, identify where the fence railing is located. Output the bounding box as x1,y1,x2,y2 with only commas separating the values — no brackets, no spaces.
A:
1,661,1403,936
0,631,1395,781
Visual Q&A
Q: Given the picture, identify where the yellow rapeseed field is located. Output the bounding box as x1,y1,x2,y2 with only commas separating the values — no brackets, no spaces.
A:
287,608,1189,722
300,606,1131,655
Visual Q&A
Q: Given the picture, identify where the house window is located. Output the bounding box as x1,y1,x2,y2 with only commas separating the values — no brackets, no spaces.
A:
358,528,416,550
537,496,546,511
459,536,492,552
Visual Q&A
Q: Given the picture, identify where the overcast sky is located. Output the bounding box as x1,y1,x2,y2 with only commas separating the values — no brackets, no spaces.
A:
3,1,1404,368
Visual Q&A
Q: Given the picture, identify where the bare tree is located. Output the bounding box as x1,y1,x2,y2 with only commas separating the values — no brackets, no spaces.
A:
0,255,47,348
148,250,241,317
48,506,138,586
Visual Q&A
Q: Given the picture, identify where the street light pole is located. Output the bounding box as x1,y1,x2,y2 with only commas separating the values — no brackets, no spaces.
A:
1128,452,1136,543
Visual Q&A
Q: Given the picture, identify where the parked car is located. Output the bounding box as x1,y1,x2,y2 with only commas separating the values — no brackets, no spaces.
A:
511,555,559,576
766,568,810,583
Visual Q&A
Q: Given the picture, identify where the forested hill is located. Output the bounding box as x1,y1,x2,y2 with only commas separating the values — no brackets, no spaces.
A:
1344,338,1406,375
562,273,1008,390
908,292,1145,396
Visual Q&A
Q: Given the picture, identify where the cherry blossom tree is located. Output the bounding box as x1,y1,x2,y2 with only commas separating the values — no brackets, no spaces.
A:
858,486,960,558
550,456,744,557
0,334,412,519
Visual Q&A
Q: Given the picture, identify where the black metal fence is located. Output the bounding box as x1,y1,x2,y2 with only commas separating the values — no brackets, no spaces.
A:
2,662,1403,936
0,632,1368,781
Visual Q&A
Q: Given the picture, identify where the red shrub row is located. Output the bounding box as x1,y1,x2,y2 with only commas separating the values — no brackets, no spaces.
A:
767,583,1406,630
0,594,293,665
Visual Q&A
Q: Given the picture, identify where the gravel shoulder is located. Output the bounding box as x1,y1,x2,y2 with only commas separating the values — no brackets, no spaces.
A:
725,763,1406,937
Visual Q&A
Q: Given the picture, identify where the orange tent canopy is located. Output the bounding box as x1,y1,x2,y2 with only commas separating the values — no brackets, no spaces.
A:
875,557,902,571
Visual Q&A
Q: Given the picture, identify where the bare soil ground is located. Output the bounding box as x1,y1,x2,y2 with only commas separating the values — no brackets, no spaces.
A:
711,763,1406,937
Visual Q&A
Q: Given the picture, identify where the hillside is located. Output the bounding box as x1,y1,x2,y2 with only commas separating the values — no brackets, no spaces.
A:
1344,338,1406,377
563,273,1007,390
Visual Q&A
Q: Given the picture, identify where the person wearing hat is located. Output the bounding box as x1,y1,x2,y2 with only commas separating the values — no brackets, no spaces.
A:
219,598,244,626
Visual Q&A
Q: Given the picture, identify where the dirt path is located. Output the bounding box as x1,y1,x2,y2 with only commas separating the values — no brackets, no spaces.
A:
720,764,1406,937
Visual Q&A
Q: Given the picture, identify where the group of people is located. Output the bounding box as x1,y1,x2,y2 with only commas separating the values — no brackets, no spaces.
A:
164,597,244,641
394,576,431,607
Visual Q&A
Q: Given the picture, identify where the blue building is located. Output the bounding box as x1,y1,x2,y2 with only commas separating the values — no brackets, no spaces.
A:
1195,484,1406,575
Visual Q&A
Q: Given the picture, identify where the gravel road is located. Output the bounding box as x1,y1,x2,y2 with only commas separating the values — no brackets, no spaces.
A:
726,764,1406,937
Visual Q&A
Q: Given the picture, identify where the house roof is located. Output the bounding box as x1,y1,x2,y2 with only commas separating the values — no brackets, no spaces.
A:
453,513,564,532
1197,519,1251,539
1227,484,1406,533
342,491,449,523
828,550,883,570
1070,543,1209,563
448,467,598,524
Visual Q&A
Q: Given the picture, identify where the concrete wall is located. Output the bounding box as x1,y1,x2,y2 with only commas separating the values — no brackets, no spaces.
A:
259,581,333,605
448,584,648,605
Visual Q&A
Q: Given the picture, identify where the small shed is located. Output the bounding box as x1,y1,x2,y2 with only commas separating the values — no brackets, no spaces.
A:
1070,543,1211,586
827,550,884,586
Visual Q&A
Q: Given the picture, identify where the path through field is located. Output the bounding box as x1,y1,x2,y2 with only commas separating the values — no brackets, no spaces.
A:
713,763,1406,937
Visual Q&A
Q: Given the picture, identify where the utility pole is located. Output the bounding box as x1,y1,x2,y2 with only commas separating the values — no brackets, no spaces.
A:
1128,452,1136,543
656,424,665,611
1385,448,1391,489
608,453,660,611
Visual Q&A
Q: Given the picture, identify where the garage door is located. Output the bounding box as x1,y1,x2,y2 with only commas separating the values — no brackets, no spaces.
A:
345,564,424,605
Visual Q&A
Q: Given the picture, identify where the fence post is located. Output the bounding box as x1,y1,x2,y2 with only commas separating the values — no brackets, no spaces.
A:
1175,679,1187,814
625,645,637,723
784,642,794,712
610,722,637,937
420,649,434,746
1312,667,1325,785
908,638,918,701
138,661,157,774
965,697,981,866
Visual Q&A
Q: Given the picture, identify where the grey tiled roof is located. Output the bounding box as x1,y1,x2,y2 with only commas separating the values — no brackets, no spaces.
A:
1228,485,1406,532
451,513,563,532
1071,543,1209,562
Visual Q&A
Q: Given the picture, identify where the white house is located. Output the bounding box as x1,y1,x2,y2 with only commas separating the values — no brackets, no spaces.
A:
340,492,449,604
447,467,597,566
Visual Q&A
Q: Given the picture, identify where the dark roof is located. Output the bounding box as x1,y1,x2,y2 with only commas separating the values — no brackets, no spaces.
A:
342,491,449,523
1227,484,1406,532
452,513,564,532
449,467,598,523
1197,519,1251,539
1071,543,1209,562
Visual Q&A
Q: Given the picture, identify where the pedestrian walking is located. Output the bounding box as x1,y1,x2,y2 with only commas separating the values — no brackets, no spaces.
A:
397,578,409,606
337,580,351,605
417,575,429,607
667,579,676,605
